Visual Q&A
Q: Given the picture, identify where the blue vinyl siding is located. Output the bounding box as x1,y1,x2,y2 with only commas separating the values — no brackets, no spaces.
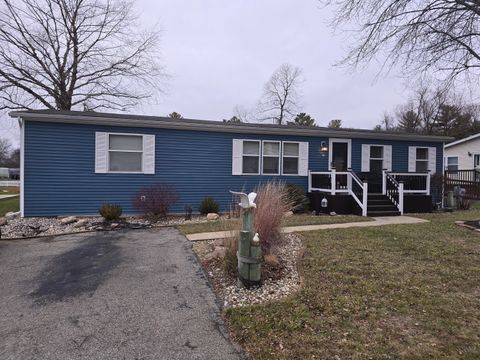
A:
23,121,444,216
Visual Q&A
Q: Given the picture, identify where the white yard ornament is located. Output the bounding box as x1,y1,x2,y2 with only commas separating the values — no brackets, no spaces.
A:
230,191,257,209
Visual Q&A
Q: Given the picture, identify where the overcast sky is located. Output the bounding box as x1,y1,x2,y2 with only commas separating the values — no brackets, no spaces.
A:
1,0,412,147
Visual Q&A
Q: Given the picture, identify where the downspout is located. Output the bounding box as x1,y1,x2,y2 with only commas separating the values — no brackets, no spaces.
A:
17,117,24,217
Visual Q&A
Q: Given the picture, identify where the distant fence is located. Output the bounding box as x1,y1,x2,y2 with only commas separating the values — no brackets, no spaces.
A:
444,169,480,199
0,180,20,187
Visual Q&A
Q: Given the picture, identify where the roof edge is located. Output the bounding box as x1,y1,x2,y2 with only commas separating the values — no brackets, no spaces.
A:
10,110,453,142
444,132,480,148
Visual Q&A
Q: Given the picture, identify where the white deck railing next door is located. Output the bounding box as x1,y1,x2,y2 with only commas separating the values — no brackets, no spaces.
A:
308,169,368,216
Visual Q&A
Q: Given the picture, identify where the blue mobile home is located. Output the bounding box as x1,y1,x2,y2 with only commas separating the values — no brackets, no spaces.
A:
10,110,451,217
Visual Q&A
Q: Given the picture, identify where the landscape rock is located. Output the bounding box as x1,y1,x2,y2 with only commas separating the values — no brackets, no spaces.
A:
60,216,77,225
73,219,89,228
0,217,7,226
330,211,337,216
206,213,220,221
5,211,20,220
284,211,294,217
194,233,303,308
264,254,280,268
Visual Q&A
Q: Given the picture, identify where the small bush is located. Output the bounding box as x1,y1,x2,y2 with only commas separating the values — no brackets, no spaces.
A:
286,183,310,213
254,181,293,254
132,183,179,219
199,197,220,215
98,203,122,221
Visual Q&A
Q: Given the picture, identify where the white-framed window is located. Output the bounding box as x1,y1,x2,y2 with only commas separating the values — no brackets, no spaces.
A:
408,146,436,174
232,139,308,176
474,154,480,168
262,141,280,175
447,156,459,171
369,145,384,173
415,147,429,172
361,144,392,172
242,140,261,175
282,142,300,175
108,134,143,172
95,132,155,174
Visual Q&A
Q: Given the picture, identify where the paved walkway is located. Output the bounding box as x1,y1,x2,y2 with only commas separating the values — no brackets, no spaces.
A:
186,216,429,241
0,194,18,200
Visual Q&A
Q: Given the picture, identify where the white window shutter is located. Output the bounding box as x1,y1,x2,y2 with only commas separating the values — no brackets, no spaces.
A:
298,142,309,176
361,145,370,172
143,135,155,174
95,132,108,173
232,139,243,175
408,146,416,172
428,147,437,174
384,145,392,171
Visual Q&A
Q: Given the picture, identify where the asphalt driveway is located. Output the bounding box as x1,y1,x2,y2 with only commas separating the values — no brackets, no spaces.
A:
0,228,243,360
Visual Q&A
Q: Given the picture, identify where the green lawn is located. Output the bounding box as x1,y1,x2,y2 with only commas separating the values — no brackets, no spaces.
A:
177,214,370,235
0,196,19,217
226,209,480,359
0,186,20,196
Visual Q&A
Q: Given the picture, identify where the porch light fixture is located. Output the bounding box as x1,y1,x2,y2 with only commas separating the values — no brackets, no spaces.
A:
320,141,328,153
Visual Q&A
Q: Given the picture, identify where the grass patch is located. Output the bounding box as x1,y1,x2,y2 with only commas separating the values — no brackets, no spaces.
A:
0,196,19,217
0,186,20,195
226,209,480,359
177,214,370,235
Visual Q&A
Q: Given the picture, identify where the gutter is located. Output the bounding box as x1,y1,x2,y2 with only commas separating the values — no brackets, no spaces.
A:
9,111,454,143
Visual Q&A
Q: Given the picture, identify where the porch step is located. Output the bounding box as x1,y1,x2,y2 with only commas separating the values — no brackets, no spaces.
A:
367,194,400,217
367,210,401,217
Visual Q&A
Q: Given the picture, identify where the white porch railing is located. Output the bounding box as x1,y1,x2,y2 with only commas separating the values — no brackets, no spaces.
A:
382,171,430,195
383,171,404,215
308,169,368,216
0,180,20,187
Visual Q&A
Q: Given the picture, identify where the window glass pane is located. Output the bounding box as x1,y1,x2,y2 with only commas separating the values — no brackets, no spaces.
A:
370,146,383,159
416,160,428,172
447,157,458,166
284,143,299,156
283,157,299,174
243,141,260,155
263,157,279,174
109,152,142,172
242,156,259,173
109,135,143,151
263,142,279,156
416,148,428,160
475,155,480,167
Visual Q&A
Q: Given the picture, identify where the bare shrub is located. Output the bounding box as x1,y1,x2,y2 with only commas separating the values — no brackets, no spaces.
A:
223,235,239,277
254,181,293,254
132,183,179,220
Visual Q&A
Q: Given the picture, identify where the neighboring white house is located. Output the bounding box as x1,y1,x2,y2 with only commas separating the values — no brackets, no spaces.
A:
444,133,480,171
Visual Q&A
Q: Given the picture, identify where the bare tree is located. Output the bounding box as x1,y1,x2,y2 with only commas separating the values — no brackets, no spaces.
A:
0,137,12,165
257,63,303,125
324,0,480,83
0,0,165,111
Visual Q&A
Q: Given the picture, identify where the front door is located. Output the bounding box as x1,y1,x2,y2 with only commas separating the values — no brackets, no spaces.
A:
331,141,349,171
330,140,351,190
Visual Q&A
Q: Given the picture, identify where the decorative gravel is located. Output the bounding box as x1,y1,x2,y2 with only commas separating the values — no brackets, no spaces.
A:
193,233,304,308
0,215,207,239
